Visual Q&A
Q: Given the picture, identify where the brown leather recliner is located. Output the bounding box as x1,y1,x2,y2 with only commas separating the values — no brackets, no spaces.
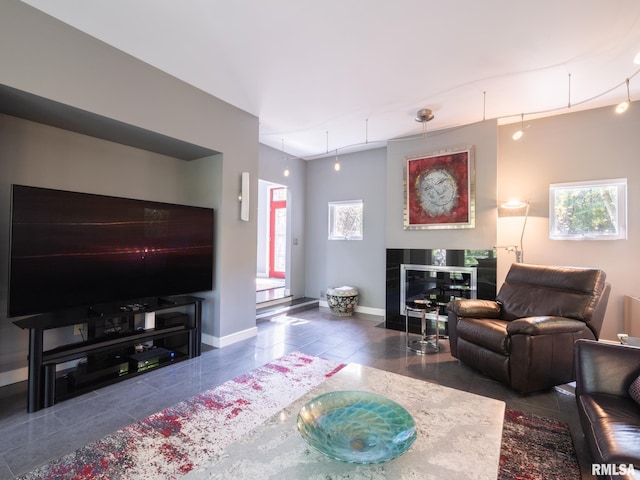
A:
447,263,610,394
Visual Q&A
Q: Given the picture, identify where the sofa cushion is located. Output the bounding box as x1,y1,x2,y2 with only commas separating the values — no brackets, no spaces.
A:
578,393,640,465
456,317,510,354
630,374,640,405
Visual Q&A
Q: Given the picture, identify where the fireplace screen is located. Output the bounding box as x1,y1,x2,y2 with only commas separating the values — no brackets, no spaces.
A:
400,264,477,319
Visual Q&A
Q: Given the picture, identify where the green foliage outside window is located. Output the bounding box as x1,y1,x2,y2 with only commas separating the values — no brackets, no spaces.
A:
550,179,626,240
553,186,617,235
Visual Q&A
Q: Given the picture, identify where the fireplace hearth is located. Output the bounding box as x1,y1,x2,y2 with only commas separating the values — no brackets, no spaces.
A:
386,249,496,333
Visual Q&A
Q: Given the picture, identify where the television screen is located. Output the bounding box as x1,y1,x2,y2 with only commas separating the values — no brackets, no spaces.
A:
8,185,214,317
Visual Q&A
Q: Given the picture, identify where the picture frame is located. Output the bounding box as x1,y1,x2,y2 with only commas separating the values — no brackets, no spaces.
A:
404,146,475,230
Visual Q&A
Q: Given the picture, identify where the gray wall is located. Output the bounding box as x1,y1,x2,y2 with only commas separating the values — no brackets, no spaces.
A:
0,114,197,374
497,103,640,341
386,120,498,250
305,148,387,310
299,106,637,341
302,120,498,314
0,1,259,383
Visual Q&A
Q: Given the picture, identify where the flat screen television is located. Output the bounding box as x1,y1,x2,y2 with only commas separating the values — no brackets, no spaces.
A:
8,185,214,317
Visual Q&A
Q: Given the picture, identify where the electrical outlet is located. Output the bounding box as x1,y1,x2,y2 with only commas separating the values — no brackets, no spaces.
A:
74,324,83,336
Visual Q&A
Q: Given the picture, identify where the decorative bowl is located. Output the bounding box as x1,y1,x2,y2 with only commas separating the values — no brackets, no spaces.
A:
296,390,417,464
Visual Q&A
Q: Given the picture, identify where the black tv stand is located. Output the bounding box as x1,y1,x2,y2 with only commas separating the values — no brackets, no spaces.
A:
157,297,177,306
13,295,203,412
87,306,103,318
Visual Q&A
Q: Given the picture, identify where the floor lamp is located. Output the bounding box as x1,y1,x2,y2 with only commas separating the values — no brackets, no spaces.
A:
495,200,530,263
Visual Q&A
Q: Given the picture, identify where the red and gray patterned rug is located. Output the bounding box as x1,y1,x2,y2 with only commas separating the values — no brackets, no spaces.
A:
499,408,580,480
19,352,580,479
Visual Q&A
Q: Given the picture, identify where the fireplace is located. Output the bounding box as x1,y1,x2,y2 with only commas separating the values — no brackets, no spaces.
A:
386,249,496,332
401,264,476,318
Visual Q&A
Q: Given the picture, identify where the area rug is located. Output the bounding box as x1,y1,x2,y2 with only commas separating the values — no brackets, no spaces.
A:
20,353,580,480
18,352,345,480
499,409,581,480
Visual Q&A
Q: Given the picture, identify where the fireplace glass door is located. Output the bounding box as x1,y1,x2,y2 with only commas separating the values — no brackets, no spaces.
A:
400,264,477,320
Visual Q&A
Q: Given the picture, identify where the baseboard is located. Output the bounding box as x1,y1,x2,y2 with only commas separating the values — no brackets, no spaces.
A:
318,301,385,317
0,366,28,387
356,305,386,316
202,326,258,348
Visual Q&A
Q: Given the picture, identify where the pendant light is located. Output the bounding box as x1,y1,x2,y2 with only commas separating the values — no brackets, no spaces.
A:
334,149,340,171
415,108,434,138
512,114,526,140
615,78,631,114
281,139,290,177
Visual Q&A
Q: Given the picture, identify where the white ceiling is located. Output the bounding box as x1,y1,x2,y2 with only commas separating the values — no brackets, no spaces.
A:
21,0,640,159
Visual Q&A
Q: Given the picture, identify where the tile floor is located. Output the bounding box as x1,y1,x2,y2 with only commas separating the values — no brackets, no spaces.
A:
0,308,595,479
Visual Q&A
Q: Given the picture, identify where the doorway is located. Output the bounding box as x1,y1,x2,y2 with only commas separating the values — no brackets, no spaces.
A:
257,180,287,298
269,187,287,278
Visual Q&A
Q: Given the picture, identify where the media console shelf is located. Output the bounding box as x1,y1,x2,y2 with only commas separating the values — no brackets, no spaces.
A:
14,295,203,412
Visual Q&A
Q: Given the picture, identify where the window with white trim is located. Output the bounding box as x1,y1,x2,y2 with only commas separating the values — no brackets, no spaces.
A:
549,178,627,240
328,200,363,240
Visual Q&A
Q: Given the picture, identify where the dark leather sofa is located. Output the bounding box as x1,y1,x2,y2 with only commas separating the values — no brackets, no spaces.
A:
575,339,640,479
447,263,610,394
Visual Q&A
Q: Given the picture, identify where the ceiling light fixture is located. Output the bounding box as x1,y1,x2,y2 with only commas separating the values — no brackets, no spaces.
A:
415,108,434,123
326,131,340,171
297,68,639,160
615,78,631,114
512,113,527,140
634,51,640,65
483,91,487,121
365,118,369,144
281,139,290,177
415,108,434,138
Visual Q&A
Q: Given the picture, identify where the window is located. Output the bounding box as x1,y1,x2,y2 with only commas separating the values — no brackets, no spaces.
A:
549,178,627,240
328,200,363,240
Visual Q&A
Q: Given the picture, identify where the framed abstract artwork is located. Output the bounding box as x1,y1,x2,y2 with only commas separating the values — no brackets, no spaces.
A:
404,146,475,230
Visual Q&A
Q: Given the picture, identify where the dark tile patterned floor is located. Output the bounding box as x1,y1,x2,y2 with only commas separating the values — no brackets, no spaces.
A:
0,308,595,479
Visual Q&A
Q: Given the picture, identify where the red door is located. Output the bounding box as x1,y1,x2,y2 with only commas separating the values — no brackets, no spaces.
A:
269,187,287,278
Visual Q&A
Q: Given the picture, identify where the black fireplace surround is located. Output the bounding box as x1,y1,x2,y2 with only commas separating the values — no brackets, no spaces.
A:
385,249,497,332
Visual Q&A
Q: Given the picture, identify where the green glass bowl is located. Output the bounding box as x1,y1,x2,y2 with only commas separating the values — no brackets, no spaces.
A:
297,390,417,464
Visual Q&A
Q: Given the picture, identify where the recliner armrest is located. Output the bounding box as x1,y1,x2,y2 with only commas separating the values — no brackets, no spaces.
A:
447,299,501,318
506,316,587,336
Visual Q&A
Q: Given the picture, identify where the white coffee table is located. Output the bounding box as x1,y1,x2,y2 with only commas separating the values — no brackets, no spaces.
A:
185,364,505,480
